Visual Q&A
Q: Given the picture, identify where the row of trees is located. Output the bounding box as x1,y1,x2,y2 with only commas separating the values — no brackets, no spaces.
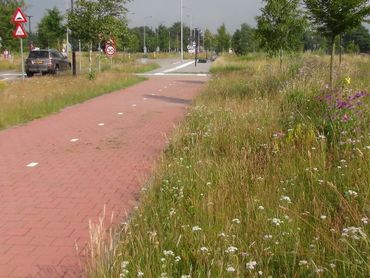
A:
1,0,369,61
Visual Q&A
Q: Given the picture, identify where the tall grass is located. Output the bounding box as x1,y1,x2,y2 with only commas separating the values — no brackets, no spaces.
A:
0,72,144,129
90,53,369,277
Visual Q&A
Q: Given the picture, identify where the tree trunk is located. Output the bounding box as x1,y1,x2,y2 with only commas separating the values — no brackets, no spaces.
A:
89,42,92,74
330,37,335,90
279,48,283,71
339,35,342,66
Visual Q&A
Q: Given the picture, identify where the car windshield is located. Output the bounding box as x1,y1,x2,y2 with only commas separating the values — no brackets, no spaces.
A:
28,51,49,59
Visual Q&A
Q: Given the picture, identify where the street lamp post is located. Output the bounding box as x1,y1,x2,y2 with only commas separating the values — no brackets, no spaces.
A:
143,16,152,55
180,0,183,62
168,31,171,53
70,0,76,76
26,15,33,50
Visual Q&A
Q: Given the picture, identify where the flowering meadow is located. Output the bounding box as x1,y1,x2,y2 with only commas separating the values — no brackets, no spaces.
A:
91,54,369,277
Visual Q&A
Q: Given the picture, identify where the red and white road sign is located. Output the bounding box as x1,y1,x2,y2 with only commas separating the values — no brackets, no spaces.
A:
12,24,27,39
105,45,116,57
12,7,27,24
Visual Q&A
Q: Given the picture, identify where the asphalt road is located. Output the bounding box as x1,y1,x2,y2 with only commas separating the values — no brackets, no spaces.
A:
0,57,212,83
0,71,24,82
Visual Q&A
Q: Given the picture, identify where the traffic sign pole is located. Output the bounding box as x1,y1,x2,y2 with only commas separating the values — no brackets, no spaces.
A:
20,38,25,80
11,7,28,80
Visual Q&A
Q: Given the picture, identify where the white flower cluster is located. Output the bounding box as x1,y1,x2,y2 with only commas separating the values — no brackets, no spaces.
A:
280,195,292,204
225,246,238,254
120,261,129,278
342,226,367,240
271,218,283,226
192,226,202,232
246,260,257,270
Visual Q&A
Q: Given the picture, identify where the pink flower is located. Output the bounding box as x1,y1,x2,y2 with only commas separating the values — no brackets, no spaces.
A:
341,114,350,122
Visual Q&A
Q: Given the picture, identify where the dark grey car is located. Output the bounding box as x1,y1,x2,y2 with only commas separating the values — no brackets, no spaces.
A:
25,49,71,77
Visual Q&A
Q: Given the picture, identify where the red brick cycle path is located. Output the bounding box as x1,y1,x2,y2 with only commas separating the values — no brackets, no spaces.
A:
0,75,207,277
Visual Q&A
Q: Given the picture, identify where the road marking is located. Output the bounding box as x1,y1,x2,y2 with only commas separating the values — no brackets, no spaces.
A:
117,112,123,115
27,162,39,168
139,73,209,77
98,123,105,126
143,98,148,101
70,138,79,142
162,60,194,73
132,104,137,107
0,73,24,76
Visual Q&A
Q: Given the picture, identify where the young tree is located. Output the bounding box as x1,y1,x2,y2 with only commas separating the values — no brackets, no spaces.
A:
256,0,306,69
232,24,257,55
68,0,130,47
204,29,216,52
0,0,25,51
216,23,231,53
37,7,65,49
304,0,370,88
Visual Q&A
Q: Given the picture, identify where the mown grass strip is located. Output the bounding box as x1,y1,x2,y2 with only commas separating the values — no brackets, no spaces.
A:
90,54,369,277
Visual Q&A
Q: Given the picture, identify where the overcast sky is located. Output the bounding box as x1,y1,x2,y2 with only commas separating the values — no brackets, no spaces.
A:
24,0,263,33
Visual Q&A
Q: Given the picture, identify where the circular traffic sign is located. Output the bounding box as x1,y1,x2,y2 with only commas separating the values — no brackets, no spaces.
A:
105,45,116,57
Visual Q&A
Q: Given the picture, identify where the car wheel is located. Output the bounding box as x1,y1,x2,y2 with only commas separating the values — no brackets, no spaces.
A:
53,65,60,75
26,71,33,78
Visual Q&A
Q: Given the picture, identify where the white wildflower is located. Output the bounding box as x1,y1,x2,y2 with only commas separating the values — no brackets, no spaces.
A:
169,208,176,217
299,260,308,266
181,276,190,278
121,261,129,269
342,226,367,240
226,266,236,272
225,246,238,254
271,218,283,226
246,260,257,270
263,234,272,240
232,218,241,224
200,246,209,253
258,270,263,275
346,190,358,198
361,217,369,225
280,196,292,203
218,232,226,238
137,271,144,277
330,263,336,268
192,226,202,232
258,205,265,210
320,215,327,220
163,250,175,257
175,256,181,262
160,273,168,278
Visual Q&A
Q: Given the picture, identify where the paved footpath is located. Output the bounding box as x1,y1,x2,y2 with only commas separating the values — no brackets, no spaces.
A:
0,75,207,277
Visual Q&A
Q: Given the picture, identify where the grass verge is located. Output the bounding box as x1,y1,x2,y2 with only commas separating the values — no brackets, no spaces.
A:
91,53,369,277
0,72,144,130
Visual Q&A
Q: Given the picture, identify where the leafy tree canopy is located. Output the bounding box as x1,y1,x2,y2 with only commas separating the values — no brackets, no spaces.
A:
37,7,65,49
256,0,306,56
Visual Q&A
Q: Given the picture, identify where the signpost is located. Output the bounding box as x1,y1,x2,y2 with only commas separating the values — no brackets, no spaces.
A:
11,7,28,80
105,44,116,66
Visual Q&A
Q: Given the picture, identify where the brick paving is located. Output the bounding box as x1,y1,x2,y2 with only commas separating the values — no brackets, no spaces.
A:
0,75,207,277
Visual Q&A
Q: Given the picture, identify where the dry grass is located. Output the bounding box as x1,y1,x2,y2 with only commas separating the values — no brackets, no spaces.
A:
0,71,144,129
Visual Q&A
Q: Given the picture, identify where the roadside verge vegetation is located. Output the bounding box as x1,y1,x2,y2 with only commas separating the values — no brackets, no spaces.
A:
0,62,154,129
91,54,369,277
